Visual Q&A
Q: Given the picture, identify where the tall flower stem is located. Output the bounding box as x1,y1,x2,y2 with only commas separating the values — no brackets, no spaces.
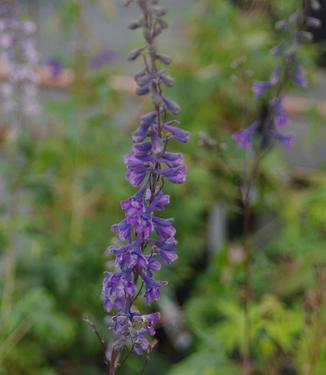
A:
232,4,320,372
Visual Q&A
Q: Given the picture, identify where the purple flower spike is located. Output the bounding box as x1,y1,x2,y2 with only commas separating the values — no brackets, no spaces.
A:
234,6,313,151
233,121,259,149
102,0,189,362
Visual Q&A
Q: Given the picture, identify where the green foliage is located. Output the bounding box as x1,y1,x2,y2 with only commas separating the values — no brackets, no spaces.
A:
169,350,237,375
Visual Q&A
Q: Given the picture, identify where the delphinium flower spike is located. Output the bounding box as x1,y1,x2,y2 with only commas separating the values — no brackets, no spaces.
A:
233,1,321,149
102,0,189,372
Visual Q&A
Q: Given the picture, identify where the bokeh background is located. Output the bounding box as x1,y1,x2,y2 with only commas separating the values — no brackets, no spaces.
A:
1,0,326,374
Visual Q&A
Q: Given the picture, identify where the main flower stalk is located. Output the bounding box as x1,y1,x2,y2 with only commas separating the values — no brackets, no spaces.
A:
102,0,189,372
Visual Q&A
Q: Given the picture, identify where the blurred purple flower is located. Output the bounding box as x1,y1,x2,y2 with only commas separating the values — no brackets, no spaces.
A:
235,5,315,150
233,121,259,149
273,97,289,129
44,57,63,79
290,58,308,88
270,130,294,148
253,81,272,96
90,48,116,69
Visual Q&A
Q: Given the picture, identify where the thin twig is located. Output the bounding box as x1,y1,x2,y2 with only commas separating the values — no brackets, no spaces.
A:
83,315,109,365
139,355,149,375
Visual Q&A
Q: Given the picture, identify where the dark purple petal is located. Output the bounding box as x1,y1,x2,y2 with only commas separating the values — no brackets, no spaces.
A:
159,72,174,87
132,112,157,142
147,256,161,272
164,123,189,143
162,95,181,115
151,192,170,211
156,165,187,184
128,47,145,61
132,142,152,155
161,152,184,167
153,216,176,239
144,312,160,335
141,111,157,127
112,219,132,241
232,121,259,149
126,170,147,187
156,54,171,65
136,85,150,96
142,277,168,304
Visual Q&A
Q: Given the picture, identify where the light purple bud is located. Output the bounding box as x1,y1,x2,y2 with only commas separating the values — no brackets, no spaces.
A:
162,95,181,115
128,47,145,61
164,122,189,143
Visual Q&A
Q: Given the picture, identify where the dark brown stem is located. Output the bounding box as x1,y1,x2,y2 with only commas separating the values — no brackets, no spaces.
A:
139,356,149,375
83,316,109,367
108,349,120,375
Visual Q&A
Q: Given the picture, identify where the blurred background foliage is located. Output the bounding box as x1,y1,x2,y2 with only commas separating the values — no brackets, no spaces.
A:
0,0,326,374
